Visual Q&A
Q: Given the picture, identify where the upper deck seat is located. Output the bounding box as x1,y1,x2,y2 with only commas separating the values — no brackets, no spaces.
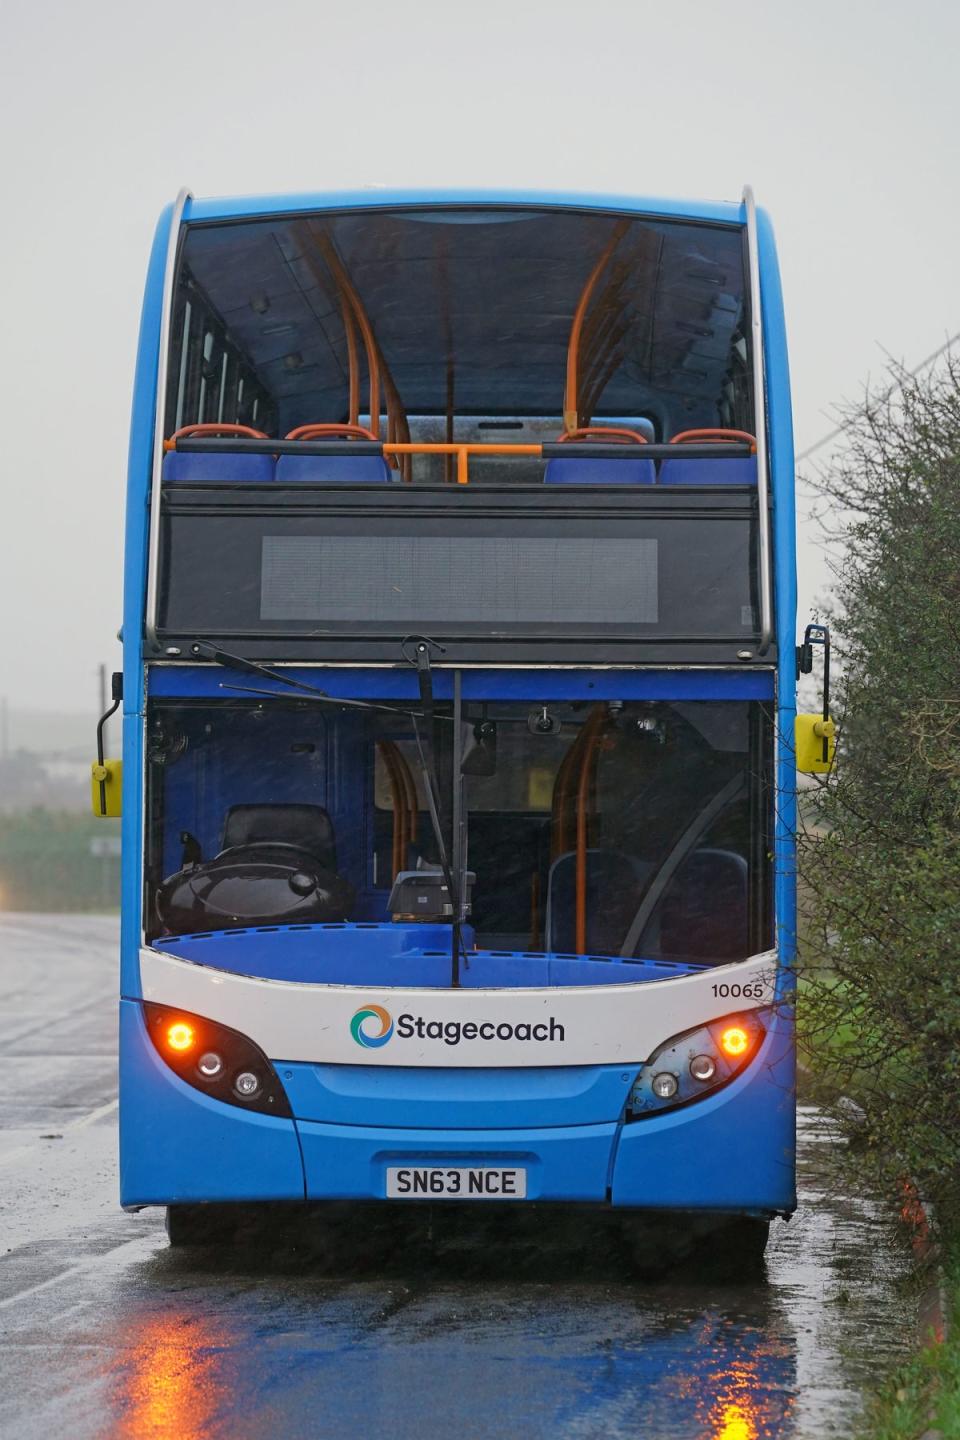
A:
162,424,275,483
657,429,758,486
275,424,393,483
544,427,656,486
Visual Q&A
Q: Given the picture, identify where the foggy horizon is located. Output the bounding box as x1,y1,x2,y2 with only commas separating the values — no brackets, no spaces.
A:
2,0,958,714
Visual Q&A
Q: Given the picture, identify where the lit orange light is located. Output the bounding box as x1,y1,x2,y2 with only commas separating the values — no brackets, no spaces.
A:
166,1021,195,1052
715,1401,757,1440
720,1026,750,1058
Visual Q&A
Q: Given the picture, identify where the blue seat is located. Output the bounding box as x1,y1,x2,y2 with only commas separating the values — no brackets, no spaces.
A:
544,427,656,486
276,454,392,483
162,425,275,484
544,455,656,485
163,451,275,483
658,430,757,486
658,456,757,486
545,849,650,955
276,424,393,484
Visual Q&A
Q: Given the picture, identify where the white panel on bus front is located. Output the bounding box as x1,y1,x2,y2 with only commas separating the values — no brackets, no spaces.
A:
138,947,780,1068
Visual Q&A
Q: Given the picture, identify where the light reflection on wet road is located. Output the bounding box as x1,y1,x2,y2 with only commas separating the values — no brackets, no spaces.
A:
0,917,914,1438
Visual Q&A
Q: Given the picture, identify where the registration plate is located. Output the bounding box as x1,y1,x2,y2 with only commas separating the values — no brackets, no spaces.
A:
386,1166,527,1199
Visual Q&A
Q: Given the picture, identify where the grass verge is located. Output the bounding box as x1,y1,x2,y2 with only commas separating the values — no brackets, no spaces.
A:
858,1242,960,1438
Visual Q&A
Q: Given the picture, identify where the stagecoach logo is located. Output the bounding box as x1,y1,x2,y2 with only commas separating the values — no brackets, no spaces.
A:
350,1005,395,1049
349,1004,566,1049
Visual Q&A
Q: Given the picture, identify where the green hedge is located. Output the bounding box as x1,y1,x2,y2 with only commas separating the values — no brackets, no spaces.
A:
0,809,121,912
800,356,960,1223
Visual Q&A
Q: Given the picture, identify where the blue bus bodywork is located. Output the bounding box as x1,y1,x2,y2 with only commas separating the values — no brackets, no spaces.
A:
117,190,797,1230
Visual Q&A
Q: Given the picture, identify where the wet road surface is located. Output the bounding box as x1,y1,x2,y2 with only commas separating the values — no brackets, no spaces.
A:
0,915,916,1438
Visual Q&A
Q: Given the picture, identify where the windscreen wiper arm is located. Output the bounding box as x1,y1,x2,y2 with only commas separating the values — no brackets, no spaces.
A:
189,641,430,718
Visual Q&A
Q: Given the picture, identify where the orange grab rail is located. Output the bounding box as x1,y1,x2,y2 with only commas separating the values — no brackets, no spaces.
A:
340,297,360,429
377,740,409,882
670,428,757,452
574,710,610,955
563,221,629,433
310,231,381,440
285,424,379,442
383,442,541,484
163,422,267,452
556,427,649,446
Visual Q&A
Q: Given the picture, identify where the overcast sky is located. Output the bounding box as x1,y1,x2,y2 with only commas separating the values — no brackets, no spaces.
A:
1,0,957,717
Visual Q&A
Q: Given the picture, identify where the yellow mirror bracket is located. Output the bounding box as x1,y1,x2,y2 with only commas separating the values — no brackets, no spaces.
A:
92,759,123,817
795,714,836,774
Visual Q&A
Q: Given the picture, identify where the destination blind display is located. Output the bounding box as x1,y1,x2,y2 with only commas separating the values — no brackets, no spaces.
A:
156,504,758,642
260,535,658,625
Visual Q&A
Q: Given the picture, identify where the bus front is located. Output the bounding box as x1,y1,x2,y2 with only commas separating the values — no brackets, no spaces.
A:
117,190,796,1252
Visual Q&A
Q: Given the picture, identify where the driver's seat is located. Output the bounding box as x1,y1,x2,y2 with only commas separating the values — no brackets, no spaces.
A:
222,803,337,872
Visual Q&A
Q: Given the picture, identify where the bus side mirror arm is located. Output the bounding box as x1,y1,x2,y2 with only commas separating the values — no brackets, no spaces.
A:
92,672,123,817
795,625,835,774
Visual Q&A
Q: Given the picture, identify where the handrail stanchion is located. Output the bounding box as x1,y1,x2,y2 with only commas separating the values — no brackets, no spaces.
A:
574,709,607,955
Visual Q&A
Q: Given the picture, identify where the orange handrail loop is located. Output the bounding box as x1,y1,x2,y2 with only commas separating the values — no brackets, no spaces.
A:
163,422,267,452
556,427,649,446
285,423,379,442
669,428,757,452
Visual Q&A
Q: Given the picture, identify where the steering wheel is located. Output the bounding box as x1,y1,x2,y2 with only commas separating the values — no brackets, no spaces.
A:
157,841,355,932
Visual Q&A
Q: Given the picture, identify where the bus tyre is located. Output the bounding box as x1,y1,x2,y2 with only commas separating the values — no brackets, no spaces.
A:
690,1217,770,1280
720,1216,770,1262
165,1203,237,1246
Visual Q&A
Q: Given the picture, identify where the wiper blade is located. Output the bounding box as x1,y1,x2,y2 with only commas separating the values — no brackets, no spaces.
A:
191,641,325,696
189,642,433,718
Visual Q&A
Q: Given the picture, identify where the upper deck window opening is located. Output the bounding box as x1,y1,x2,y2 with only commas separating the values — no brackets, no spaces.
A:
164,207,753,470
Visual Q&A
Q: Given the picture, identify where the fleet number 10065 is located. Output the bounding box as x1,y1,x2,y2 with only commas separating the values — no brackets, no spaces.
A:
711,982,765,999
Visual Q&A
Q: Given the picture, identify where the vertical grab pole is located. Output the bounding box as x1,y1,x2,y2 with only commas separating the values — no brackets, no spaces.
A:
563,221,628,433
574,710,605,955
743,185,774,656
145,186,192,651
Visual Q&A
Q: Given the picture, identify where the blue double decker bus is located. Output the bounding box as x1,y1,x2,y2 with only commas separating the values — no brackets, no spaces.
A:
104,187,810,1254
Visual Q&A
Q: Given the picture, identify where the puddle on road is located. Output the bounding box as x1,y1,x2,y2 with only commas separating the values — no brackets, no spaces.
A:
1,1107,916,1440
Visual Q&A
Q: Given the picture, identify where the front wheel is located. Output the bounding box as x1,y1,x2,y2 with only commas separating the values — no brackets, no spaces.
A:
620,1212,771,1278
165,1203,237,1246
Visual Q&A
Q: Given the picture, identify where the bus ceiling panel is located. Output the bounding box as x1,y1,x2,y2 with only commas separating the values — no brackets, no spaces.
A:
172,208,750,431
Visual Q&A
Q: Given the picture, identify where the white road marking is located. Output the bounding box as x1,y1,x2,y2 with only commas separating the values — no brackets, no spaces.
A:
0,1096,118,1169
0,1235,155,1314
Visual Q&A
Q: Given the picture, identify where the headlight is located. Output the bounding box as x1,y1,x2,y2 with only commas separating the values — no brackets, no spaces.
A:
626,1011,767,1120
144,1002,292,1117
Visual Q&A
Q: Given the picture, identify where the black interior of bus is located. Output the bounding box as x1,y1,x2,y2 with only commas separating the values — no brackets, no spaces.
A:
163,206,754,480
145,692,773,972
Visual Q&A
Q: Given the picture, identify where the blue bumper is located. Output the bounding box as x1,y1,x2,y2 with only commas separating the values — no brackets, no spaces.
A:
119,1002,795,1214
119,1000,305,1206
